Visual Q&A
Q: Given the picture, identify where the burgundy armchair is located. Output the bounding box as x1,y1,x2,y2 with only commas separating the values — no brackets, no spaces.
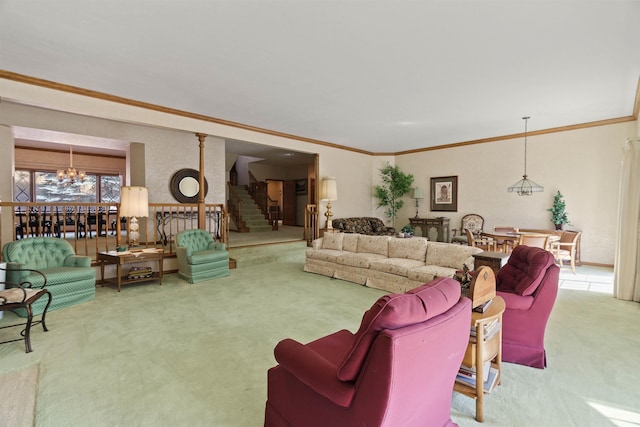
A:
496,245,559,369
264,277,471,427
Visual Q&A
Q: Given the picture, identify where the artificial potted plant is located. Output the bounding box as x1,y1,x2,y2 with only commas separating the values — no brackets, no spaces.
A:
400,224,414,238
547,191,569,230
373,163,414,229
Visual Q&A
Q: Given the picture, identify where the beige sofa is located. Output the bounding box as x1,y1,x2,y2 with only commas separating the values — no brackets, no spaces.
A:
304,233,483,293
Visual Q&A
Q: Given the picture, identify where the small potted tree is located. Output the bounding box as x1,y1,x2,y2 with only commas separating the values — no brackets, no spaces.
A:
373,164,414,230
547,191,569,230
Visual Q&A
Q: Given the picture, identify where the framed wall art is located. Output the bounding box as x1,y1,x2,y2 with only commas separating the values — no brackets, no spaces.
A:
430,176,458,212
295,179,307,195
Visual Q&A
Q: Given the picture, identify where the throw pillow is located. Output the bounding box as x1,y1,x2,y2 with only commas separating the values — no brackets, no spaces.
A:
322,232,344,251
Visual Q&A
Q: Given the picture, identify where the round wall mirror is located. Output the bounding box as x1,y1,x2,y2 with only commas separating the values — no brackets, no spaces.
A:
170,168,209,203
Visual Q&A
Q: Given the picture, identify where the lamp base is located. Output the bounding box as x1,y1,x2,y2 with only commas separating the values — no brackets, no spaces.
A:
324,200,334,229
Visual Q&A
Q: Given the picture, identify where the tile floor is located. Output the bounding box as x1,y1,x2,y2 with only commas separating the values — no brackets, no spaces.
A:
558,264,614,293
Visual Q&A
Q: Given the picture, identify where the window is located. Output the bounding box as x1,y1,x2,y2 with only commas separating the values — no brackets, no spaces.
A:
14,170,31,202
14,170,122,202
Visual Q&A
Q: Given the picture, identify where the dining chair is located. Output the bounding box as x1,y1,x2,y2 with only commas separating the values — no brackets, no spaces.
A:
466,228,494,251
550,231,581,274
493,226,518,253
451,214,484,245
518,233,549,250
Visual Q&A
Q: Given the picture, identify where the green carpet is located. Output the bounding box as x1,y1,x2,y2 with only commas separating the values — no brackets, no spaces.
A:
0,364,39,427
0,247,638,426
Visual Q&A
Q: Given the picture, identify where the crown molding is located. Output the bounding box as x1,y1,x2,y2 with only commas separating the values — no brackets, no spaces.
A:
1,69,638,157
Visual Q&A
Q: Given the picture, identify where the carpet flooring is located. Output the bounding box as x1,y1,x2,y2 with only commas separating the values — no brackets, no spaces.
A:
0,245,637,427
0,364,39,427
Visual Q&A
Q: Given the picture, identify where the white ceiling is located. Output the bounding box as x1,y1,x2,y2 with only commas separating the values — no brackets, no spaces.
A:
1,1,639,154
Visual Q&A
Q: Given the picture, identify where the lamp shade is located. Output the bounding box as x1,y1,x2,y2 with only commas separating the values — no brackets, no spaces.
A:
411,188,424,199
321,177,338,201
120,186,149,217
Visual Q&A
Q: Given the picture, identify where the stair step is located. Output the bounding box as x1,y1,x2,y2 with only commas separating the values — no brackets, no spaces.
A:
229,241,306,267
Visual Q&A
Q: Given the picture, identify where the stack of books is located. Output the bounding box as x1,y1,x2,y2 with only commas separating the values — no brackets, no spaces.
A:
473,298,493,313
458,361,491,383
127,266,153,279
456,364,499,393
470,319,500,341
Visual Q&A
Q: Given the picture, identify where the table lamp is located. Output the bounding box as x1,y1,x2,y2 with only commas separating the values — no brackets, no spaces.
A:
120,186,149,247
411,188,424,218
321,177,338,229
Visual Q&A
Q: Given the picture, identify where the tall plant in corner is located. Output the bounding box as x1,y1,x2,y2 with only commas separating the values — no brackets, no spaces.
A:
547,191,569,230
374,163,414,229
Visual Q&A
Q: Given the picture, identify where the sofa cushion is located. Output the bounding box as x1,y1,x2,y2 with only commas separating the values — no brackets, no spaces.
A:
425,242,482,270
407,265,458,284
368,218,388,234
337,252,387,268
337,277,461,381
357,235,390,256
497,245,555,296
307,249,344,263
369,258,425,277
322,232,344,250
342,234,359,252
388,237,428,261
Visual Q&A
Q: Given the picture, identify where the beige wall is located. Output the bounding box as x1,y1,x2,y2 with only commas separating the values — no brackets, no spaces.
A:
396,122,637,265
1,77,637,265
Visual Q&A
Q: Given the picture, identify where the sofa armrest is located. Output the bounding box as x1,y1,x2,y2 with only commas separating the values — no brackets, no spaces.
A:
3,262,29,283
274,338,356,408
177,245,192,258
1,263,47,289
176,246,189,267
64,255,91,268
311,238,323,250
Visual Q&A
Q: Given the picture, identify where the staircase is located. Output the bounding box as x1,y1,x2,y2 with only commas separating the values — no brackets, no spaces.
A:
228,185,272,232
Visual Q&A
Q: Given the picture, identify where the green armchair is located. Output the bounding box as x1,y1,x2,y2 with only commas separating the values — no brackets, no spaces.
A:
2,237,95,316
176,229,230,283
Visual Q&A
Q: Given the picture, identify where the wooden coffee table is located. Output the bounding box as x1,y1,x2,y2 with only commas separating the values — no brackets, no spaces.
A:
97,249,164,292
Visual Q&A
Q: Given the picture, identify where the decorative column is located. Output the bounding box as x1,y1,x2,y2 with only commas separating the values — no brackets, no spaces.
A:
196,133,207,230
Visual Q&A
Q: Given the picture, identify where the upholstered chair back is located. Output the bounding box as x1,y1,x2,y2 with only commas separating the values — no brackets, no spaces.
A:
3,237,76,270
265,277,471,426
176,229,214,254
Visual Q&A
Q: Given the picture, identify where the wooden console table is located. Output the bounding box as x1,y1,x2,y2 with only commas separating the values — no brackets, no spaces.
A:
409,217,450,242
97,249,164,292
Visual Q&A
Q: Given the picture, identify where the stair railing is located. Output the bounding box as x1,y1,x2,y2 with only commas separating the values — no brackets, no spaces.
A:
305,204,319,245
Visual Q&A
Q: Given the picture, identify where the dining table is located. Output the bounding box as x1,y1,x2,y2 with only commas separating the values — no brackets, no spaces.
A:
480,231,560,252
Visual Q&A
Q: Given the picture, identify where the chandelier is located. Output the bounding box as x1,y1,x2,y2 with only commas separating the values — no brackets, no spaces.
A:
507,116,543,196
57,147,86,184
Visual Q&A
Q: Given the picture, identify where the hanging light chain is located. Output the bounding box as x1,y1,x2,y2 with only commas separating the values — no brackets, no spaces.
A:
522,116,530,178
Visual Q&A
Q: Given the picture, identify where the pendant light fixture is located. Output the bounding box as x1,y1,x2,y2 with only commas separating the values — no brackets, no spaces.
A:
57,146,86,184
507,116,543,196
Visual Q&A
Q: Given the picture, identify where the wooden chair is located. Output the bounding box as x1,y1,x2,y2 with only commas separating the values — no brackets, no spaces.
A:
518,233,549,250
452,214,485,245
466,229,494,251
550,231,581,274
493,227,518,253
0,267,52,353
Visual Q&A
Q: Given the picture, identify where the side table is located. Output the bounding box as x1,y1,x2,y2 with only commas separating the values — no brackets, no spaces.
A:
473,252,510,276
453,296,505,422
97,249,164,292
